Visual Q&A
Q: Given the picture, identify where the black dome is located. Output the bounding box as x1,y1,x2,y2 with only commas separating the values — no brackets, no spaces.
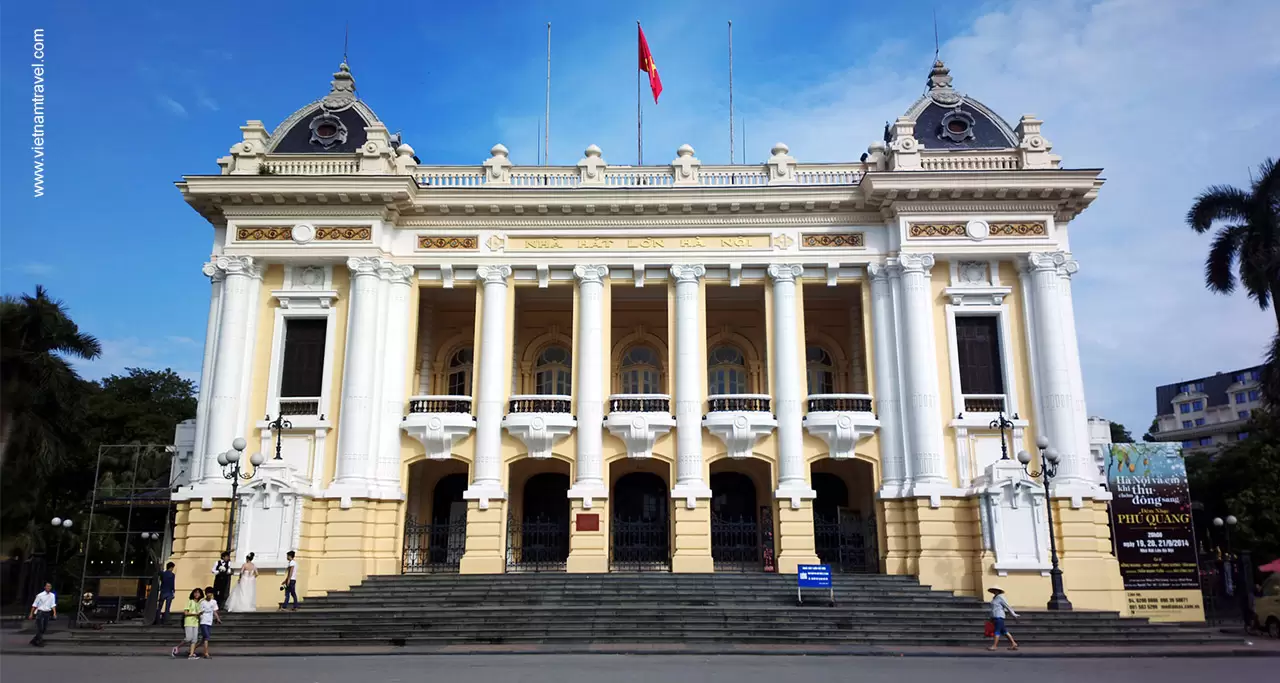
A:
267,62,380,155
904,61,1017,150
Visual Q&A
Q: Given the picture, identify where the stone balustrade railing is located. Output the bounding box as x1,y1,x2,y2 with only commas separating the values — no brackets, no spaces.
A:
408,395,473,414
608,394,672,413
508,394,573,414
919,151,1021,171
707,394,772,413
806,393,874,413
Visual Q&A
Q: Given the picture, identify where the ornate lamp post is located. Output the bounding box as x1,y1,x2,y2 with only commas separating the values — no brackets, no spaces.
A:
1018,435,1073,611
989,411,1018,460
1212,515,1238,557
265,414,293,460
49,516,73,590
217,438,264,556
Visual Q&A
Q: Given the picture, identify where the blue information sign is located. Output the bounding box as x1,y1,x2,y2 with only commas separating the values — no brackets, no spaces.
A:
797,564,832,588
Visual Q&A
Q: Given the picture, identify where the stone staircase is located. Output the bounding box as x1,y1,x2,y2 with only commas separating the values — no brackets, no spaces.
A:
66,573,1226,648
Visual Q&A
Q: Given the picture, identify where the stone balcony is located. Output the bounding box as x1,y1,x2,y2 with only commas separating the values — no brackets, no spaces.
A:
401,395,475,460
703,394,777,460
502,394,575,460
605,394,675,460
802,394,879,460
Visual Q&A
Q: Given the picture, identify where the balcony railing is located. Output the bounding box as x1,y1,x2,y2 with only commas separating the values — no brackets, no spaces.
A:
278,397,321,416
508,394,572,414
807,394,874,413
608,394,672,413
962,394,1007,414
707,394,772,413
408,395,473,414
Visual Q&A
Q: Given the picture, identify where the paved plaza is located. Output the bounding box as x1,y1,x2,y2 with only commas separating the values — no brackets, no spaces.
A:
3,654,1277,683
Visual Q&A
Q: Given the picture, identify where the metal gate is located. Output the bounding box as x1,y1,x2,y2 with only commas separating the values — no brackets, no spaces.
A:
402,515,466,573
610,516,670,571
813,512,879,573
711,513,762,571
506,514,568,572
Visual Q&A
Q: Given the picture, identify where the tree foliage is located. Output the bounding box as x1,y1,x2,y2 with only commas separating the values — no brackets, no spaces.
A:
1186,408,1280,564
1109,421,1135,444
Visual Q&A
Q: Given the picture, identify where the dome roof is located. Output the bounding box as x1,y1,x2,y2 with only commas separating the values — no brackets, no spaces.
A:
267,62,380,154
901,61,1017,150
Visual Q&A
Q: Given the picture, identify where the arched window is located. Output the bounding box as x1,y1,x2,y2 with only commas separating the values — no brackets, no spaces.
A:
708,345,748,395
806,345,836,395
445,347,473,395
534,345,572,395
620,345,661,394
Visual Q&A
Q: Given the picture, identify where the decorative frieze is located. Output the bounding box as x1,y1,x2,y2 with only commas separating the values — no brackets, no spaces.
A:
908,221,1046,239
236,226,372,241
417,235,478,250
800,232,865,248
316,226,372,241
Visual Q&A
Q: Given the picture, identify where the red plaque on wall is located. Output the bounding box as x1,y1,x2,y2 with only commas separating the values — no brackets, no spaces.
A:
576,513,600,531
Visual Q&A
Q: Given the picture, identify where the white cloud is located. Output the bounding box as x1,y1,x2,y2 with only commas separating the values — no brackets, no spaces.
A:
196,90,219,112
17,262,54,276
157,94,187,117
77,337,200,384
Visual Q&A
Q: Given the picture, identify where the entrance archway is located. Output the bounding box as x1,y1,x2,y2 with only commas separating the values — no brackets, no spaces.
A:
811,459,880,573
508,470,570,571
403,461,468,573
611,472,670,571
710,469,772,571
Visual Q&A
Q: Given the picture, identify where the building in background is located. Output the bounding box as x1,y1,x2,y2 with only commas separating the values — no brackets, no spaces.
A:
1150,366,1264,454
1088,416,1112,483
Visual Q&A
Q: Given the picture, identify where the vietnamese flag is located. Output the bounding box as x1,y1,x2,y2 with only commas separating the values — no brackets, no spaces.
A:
638,25,663,103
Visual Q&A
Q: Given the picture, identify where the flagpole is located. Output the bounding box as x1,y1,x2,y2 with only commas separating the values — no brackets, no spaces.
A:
728,20,734,166
546,22,551,166
637,21,643,165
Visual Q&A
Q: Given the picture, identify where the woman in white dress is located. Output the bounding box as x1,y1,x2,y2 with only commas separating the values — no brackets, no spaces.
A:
224,552,258,612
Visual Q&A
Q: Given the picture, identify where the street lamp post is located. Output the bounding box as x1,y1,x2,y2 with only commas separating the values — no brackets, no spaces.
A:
1018,436,1073,611
265,414,293,460
989,411,1018,460
217,438,265,557
49,516,73,591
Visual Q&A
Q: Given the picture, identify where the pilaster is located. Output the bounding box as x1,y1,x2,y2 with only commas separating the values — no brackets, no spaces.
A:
774,499,821,574
458,499,507,574
670,502,713,572
566,499,609,572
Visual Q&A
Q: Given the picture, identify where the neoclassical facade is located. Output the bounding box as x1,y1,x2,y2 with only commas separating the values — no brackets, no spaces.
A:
169,59,1125,611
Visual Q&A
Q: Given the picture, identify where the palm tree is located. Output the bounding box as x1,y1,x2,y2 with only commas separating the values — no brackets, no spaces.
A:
0,285,102,466
1187,157,1280,404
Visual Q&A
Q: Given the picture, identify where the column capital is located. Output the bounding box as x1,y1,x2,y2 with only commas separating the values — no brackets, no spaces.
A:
896,253,935,274
347,256,383,276
766,264,804,283
1023,251,1076,275
476,264,513,285
867,260,903,282
378,261,415,285
669,264,706,283
572,265,610,284
204,255,262,280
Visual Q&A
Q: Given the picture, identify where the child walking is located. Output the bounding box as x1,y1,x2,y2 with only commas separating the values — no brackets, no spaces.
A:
197,585,221,659
987,586,1019,651
171,588,203,658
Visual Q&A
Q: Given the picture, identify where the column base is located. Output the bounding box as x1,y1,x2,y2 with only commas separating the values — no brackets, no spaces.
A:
774,499,820,574
463,482,508,509
670,502,713,573
670,483,713,509
774,483,816,510
566,482,608,510
566,499,609,573
459,499,507,574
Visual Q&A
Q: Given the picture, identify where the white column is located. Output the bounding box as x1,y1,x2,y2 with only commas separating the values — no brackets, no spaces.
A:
416,304,434,395
1057,260,1093,481
200,255,262,486
375,261,414,495
1025,252,1093,494
868,262,907,496
569,265,609,502
466,265,513,503
768,264,814,504
670,264,712,503
897,253,947,490
191,267,225,484
331,257,382,491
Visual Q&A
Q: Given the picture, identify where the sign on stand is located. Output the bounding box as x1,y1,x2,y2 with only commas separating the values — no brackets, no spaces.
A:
797,564,834,606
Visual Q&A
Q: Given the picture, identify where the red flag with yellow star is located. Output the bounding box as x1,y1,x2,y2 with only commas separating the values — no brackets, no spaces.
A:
638,25,662,103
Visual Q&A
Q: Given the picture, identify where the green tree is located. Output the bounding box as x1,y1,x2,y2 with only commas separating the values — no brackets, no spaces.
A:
0,286,101,467
1187,158,1280,404
1186,409,1280,564
1142,417,1159,443
1109,421,1134,444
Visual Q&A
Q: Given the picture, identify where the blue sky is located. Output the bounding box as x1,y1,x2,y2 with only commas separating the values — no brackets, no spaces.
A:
2,0,1278,435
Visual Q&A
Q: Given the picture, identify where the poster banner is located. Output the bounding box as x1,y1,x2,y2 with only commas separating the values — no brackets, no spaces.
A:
1105,443,1204,621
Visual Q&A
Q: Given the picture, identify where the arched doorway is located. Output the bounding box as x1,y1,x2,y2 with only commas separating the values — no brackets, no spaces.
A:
811,462,880,573
710,471,770,571
508,471,570,571
611,472,670,571
403,463,468,574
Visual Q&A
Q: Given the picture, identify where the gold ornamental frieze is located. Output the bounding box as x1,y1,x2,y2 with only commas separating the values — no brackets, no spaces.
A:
236,227,291,241
418,235,479,250
235,226,371,241
504,234,771,251
315,226,371,241
800,232,865,248
907,221,1047,238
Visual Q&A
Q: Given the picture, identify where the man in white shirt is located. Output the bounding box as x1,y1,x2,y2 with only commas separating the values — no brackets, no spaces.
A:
281,551,300,611
28,582,56,647
197,588,221,659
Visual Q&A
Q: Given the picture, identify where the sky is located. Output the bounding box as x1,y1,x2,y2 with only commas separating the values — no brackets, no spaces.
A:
1,0,1278,436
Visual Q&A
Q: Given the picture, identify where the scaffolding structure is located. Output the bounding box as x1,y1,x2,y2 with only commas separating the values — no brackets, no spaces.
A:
75,444,177,625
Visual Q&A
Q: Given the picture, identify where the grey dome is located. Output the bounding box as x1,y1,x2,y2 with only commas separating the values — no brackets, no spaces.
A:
267,62,380,154
902,61,1017,150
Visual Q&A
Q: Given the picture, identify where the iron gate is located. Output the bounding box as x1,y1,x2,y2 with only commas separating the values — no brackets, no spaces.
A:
813,513,879,573
402,515,467,573
711,513,762,571
610,516,670,571
506,514,568,572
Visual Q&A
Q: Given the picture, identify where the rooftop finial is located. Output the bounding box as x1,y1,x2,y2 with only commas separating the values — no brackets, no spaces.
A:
323,60,358,110
926,59,960,106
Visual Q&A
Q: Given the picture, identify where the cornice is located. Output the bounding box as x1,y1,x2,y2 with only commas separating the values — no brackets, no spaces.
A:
396,213,882,229
891,201,1062,215
220,205,395,218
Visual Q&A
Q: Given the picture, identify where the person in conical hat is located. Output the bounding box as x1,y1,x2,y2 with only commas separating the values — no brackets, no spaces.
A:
987,586,1020,651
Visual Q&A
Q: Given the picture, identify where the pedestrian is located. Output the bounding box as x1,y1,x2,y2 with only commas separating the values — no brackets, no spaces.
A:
155,561,177,625
197,585,221,659
171,587,203,659
281,550,300,611
211,551,233,605
987,586,1019,651
28,582,56,647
